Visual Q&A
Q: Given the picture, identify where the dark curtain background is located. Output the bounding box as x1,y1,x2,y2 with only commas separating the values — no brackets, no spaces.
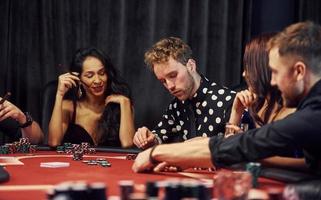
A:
298,0,321,23
2,0,320,144
0,0,252,143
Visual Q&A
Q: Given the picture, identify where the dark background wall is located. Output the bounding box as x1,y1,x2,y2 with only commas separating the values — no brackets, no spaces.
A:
0,0,320,143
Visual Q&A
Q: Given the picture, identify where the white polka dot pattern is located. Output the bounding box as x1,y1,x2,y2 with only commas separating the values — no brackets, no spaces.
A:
203,88,208,94
216,117,221,124
218,89,225,95
217,101,223,107
204,116,208,123
196,109,202,115
153,75,235,143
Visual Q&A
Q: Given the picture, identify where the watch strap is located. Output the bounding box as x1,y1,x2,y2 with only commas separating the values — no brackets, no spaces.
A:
19,112,33,128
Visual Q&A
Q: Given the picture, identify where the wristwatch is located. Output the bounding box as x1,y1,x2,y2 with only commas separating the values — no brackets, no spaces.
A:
19,112,33,128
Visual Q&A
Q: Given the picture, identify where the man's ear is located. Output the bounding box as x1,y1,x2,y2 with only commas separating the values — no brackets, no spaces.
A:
293,61,306,81
186,59,196,72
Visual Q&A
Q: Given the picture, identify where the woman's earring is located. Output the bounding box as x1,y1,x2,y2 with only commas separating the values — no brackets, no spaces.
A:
77,84,83,98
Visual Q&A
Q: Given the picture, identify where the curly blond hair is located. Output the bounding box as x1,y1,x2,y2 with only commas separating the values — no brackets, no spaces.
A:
144,37,192,69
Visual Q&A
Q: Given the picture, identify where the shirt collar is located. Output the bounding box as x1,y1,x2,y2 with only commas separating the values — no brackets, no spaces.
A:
297,79,321,109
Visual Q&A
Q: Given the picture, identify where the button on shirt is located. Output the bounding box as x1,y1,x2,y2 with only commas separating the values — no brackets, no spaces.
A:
153,75,236,144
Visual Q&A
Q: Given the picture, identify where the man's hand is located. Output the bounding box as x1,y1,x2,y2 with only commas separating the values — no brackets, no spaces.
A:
132,145,188,173
132,147,155,172
0,99,26,124
133,127,157,149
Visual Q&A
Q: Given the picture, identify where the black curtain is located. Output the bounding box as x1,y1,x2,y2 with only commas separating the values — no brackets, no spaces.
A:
298,0,321,23
0,0,252,141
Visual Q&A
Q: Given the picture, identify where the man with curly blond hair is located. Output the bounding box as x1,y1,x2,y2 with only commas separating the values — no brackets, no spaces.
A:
134,37,235,149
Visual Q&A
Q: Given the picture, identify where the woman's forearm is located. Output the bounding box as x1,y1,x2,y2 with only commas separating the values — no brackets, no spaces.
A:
48,95,65,147
119,98,135,148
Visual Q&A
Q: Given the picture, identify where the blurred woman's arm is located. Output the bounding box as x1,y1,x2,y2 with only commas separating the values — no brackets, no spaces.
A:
48,73,79,147
106,95,135,148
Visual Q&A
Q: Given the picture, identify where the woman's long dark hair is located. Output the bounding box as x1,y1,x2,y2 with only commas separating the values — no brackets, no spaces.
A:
69,47,132,146
243,33,282,126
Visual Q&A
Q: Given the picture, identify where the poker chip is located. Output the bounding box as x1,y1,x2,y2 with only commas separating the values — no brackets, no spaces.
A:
119,180,134,200
50,181,107,200
146,181,159,198
72,150,84,161
87,161,98,165
89,182,107,200
125,154,137,160
0,137,37,155
100,163,111,167
246,162,262,188
82,159,111,167
48,179,212,199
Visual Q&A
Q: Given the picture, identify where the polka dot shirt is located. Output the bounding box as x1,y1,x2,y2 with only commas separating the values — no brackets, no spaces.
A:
153,75,236,144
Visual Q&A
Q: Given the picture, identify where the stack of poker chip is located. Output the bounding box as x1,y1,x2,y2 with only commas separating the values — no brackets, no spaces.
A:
55,143,96,161
47,181,107,200
246,162,262,188
119,180,134,200
81,142,90,153
72,149,84,161
56,143,96,155
82,158,111,167
116,179,213,200
0,137,37,154
146,181,159,200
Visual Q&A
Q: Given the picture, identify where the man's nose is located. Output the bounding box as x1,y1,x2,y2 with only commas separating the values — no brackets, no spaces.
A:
166,80,175,91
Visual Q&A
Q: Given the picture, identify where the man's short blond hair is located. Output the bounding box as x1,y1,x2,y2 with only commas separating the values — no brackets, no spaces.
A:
144,37,192,69
268,21,321,75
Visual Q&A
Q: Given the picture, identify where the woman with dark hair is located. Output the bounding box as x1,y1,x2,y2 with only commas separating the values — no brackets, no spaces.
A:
227,33,295,133
226,34,305,169
48,47,135,148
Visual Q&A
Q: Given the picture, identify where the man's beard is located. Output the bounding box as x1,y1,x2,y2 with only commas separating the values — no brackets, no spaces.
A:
283,95,299,108
185,71,196,99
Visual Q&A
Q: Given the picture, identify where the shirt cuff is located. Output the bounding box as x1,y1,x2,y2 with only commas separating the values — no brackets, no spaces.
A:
209,135,225,168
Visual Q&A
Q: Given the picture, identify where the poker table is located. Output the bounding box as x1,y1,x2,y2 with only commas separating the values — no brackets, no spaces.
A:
0,146,285,199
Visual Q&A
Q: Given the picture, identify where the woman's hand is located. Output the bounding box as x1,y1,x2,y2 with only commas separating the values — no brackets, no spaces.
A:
232,89,257,114
105,94,130,105
57,72,80,97
224,123,242,138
